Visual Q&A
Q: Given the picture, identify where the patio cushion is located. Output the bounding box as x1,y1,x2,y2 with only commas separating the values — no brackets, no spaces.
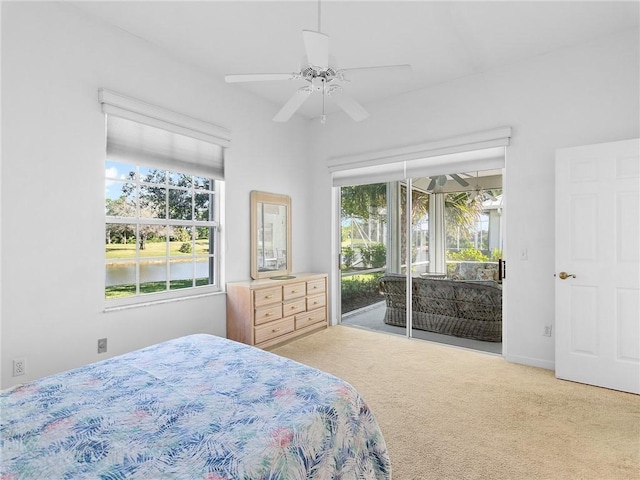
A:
449,262,499,281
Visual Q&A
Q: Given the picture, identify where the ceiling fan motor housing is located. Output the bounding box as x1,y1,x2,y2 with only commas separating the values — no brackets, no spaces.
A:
301,65,337,83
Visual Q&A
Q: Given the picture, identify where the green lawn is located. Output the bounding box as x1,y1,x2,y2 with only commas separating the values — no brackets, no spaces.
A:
106,239,210,259
105,278,210,299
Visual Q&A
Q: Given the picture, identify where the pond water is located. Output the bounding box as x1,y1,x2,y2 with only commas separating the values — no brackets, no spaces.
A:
106,261,210,286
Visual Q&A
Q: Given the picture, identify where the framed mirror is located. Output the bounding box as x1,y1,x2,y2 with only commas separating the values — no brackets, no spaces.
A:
250,191,292,279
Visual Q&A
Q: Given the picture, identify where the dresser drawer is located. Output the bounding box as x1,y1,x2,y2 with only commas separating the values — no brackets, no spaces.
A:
283,282,306,300
255,317,295,345
295,307,326,330
306,293,325,311
283,298,306,316
254,304,282,326
306,278,326,295
254,286,282,307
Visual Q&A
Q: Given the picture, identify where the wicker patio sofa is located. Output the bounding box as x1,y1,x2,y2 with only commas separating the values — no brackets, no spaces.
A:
378,273,502,342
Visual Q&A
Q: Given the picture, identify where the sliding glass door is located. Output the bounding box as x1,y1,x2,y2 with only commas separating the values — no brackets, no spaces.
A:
408,173,503,348
339,184,388,323
338,168,504,353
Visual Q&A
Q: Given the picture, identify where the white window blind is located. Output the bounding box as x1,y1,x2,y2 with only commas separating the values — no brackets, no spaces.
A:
100,89,230,179
329,128,510,187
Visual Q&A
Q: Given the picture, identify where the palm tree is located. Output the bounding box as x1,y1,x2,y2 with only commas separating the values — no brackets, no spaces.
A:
444,191,484,235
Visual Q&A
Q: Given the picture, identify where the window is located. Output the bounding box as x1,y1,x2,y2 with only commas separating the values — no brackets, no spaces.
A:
105,162,220,299
100,89,230,305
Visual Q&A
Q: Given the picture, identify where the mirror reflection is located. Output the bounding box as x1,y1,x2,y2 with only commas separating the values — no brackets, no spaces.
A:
256,202,287,272
251,191,291,279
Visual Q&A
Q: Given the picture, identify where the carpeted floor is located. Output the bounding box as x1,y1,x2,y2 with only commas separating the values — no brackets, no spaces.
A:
272,325,640,480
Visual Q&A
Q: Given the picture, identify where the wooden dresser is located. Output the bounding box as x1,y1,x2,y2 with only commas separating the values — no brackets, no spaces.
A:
226,273,328,349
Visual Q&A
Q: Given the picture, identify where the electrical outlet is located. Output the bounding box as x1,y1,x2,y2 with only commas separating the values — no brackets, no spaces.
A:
543,325,553,337
13,358,26,377
97,338,108,354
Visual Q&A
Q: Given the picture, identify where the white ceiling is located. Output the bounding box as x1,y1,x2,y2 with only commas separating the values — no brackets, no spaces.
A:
70,1,639,120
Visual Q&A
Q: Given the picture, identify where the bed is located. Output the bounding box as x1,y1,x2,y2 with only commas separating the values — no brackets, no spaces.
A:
1,334,390,479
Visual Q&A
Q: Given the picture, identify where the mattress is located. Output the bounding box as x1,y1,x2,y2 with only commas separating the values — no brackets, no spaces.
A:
1,334,390,479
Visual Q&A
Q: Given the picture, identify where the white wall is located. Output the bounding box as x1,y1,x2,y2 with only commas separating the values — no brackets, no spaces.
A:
308,29,640,369
0,2,312,388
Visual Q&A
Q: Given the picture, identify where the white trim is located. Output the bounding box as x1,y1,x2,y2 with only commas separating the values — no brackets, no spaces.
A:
504,354,555,371
104,289,224,312
106,217,219,228
99,89,231,147
331,187,341,326
328,127,511,172
405,178,413,338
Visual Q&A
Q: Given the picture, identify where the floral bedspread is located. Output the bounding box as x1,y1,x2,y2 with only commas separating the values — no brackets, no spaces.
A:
1,334,390,479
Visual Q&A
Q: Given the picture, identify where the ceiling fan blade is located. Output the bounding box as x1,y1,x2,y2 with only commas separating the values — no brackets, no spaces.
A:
427,177,437,191
338,64,412,75
273,88,312,122
225,73,298,83
302,30,329,69
450,173,470,187
328,89,369,122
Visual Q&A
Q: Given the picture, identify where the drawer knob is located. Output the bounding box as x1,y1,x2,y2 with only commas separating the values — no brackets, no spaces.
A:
265,313,271,316
272,328,281,333
313,301,318,305
290,305,296,309
265,295,273,299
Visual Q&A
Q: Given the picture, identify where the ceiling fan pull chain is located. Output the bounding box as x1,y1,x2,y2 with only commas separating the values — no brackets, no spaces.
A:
317,0,322,33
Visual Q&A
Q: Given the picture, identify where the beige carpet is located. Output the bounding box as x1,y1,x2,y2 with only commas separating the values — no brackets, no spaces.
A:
272,326,640,480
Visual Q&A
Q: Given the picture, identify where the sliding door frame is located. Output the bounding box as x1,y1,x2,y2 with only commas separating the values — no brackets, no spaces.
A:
330,128,511,348
404,178,413,338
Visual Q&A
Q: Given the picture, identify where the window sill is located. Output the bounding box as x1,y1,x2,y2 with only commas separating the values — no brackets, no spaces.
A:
104,288,224,313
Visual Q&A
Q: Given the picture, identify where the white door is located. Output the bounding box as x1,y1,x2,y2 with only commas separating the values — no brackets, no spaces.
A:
555,138,640,394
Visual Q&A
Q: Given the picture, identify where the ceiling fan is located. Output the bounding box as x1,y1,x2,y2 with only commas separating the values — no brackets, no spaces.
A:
427,174,470,191
224,1,411,123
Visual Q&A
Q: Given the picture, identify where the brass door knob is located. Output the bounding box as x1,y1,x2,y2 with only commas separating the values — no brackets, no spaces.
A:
558,272,576,280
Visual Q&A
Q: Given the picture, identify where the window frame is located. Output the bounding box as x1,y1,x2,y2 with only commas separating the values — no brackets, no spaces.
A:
105,162,223,309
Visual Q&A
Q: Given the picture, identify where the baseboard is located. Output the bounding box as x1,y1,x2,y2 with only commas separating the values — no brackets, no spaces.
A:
505,354,555,371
